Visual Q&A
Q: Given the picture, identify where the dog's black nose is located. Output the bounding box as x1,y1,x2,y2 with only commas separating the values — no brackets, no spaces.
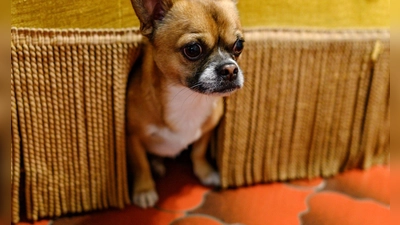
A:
217,63,238,81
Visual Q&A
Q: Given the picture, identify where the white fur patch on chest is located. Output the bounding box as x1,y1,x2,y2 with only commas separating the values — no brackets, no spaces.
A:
144,85,218,157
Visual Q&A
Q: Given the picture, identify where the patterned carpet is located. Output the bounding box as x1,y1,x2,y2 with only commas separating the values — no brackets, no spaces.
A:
17,156,389,225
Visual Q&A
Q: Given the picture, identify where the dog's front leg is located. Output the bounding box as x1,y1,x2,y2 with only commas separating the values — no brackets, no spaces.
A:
127,134,158,208
191,131,221,186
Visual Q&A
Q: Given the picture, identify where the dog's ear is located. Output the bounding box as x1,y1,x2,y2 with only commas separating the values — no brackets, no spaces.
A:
130,0,173,37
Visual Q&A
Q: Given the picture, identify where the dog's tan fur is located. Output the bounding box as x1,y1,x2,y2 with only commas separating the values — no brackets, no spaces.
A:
127,0,243,208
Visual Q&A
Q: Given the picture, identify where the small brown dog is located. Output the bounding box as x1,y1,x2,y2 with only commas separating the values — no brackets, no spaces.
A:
127,0,244,208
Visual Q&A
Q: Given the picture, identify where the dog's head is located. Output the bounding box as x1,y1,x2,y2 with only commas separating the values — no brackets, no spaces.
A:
131,0,244,95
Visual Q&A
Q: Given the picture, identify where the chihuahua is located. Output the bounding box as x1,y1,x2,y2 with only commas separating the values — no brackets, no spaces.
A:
127,0,244,208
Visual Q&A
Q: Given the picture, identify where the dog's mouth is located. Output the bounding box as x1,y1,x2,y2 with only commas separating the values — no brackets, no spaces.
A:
189,81,242,95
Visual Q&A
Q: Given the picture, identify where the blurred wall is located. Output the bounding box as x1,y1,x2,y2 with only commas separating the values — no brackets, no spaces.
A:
12,0,389,29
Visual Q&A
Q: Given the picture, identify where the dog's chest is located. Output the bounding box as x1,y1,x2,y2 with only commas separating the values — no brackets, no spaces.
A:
145,85,217,157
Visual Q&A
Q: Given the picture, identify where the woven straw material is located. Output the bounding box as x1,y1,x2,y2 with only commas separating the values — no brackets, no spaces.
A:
11,28,141,223
216,29,390,188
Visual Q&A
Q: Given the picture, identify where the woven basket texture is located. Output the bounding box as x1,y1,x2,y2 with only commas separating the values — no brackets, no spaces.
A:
215,29,390,188
11,28,389,222
11,28,141,223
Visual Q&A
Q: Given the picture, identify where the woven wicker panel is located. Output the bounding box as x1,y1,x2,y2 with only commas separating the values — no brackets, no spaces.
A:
11,28,142,223
216,29,390,188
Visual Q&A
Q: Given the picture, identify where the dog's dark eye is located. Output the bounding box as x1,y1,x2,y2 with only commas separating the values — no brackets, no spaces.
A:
183,43,202,60
233,39,244,55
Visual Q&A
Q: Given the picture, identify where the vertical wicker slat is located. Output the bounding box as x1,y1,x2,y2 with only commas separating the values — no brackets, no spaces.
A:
106,42,118,207
344,44,374,169
63,43,78,213
97,43,108,209
17,42,34,220
278,43,301,180
217,29,390,188
11,28,142,222
11,43,21,223
75,41,91,212
361,41,390,168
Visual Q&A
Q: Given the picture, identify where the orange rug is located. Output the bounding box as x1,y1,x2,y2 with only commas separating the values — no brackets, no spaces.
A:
17,155,389,225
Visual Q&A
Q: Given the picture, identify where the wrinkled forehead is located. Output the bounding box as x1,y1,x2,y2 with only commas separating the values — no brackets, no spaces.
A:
158,0,243,46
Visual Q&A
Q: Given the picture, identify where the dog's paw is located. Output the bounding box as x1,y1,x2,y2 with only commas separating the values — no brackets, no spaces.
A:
199,170,221,186
193,161,221,187
132,189,159,209
200,171,221,187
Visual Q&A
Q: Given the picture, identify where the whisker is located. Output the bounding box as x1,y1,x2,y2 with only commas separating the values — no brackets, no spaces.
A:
189,83,202,90
182,91,196,106
171,86,189,102
191,91,200,104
